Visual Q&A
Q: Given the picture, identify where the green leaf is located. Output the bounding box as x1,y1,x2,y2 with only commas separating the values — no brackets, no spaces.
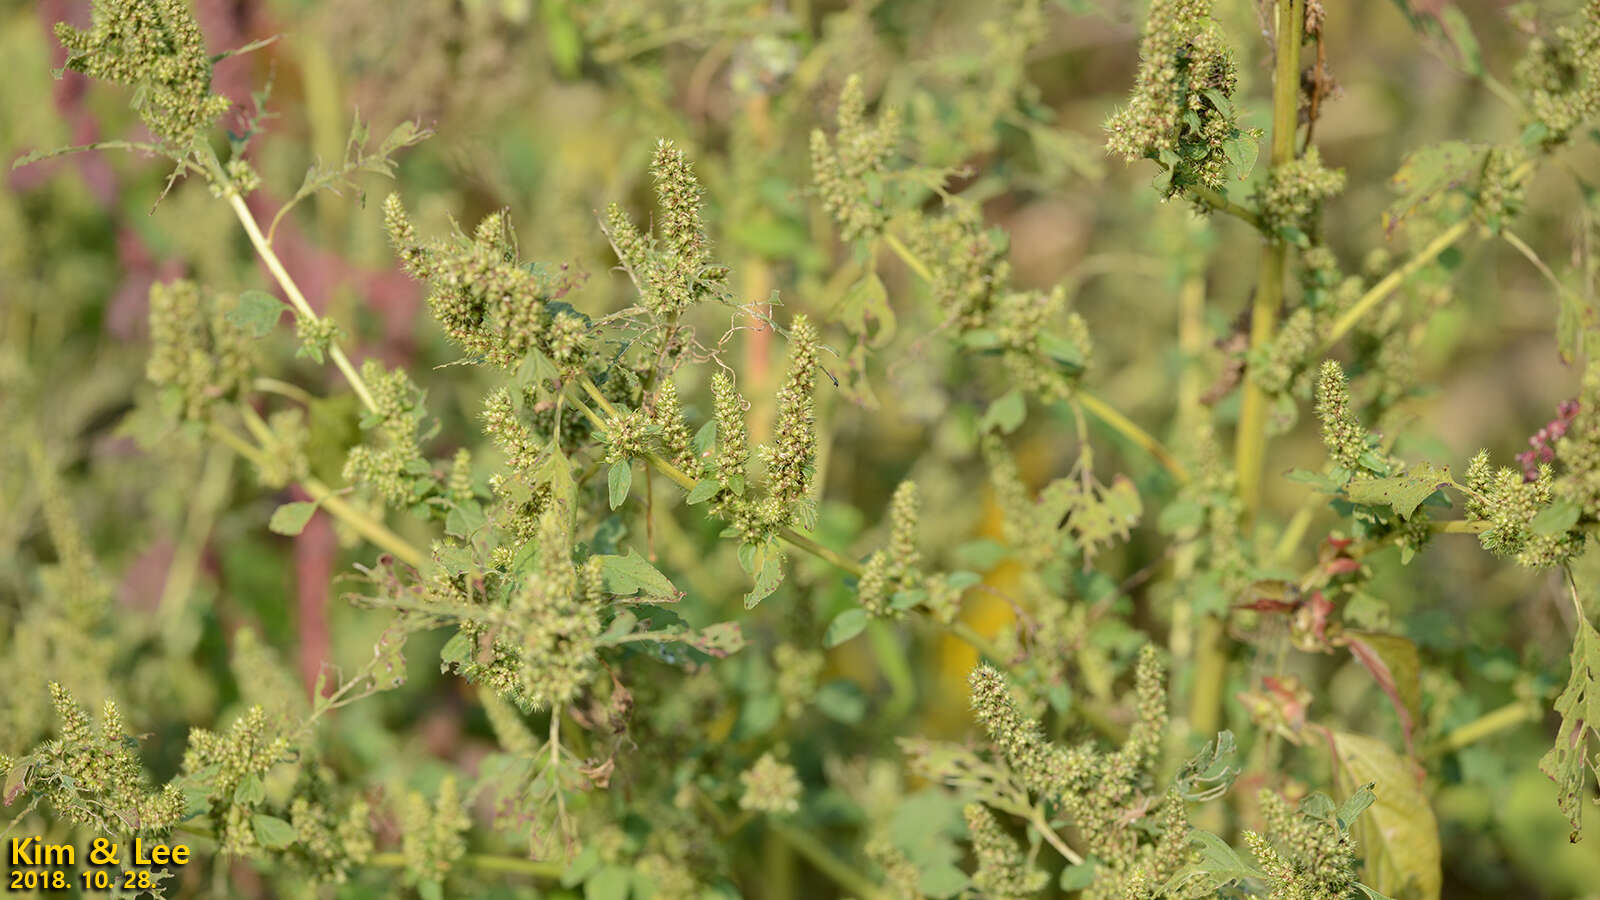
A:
1438,7,1483,75
824,607,869,648
1059,857,1098,890
1337,782,1379,832
536,439,576,520
444,501,486,539
252,814,297,850
961,329,1003,351
980,389,1026,434
837,270,896,347
1343,462,1453,520
598,548,678,599
1383,141,1484,235
227,290,287,338
1531,498,1582,537
1037,333,1085,371
608,459,631,509
267,501,319,536
686,477,721,505
815,680,867,723
692,420,716,457
561,845,601,887
585,864,632,900
1331,731,1442,900
1539,604,1599,841
1161,830,1265,895
744,553,783,609
233,773,265,806
919,865,969,898
1157,499,1204,535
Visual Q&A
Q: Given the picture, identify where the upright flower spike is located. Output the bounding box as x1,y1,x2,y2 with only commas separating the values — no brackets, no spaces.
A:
510,509,599,711
382,194,581,370
54,0,231,151
759,315,821,529
811,74,901,241
1315,361,1368,473
342,360,432,507
400,775,470,886
146,280,255,422
649,378,698,476
963,803,1049,899
650,140,710,276
603,141,728,319
886,479,921,582
711,371,750,494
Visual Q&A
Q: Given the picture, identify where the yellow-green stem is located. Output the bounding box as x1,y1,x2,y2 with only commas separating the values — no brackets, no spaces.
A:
1422,701,1541,759
206,423,427,568
204,150,378,414
768,821,889,900
1234,0,1304,520
367,852,563,879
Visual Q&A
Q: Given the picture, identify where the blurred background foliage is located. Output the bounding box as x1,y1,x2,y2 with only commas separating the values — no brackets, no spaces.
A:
3,0,1600,897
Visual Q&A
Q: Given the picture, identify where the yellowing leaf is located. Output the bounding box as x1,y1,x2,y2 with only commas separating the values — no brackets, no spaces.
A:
1331,731,1441,900
1540,606,1600,842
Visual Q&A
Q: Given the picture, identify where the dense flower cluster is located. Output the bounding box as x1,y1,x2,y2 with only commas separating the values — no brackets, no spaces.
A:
1257,147,1346,238
859,480,924,617
343,360,433,507
1243,790,1358,900
1516,2,1600,143
54,0,230,150
1104,0,1249,195
967,646,1189,894
963,803,1048,899
146,280,254,422
810,74,901,242
738,753,801,814
603,140,729,318
383,195,585,370
22,685,186,834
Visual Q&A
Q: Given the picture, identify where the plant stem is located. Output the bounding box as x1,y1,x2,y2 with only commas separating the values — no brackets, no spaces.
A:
1077,391,1190,483
1422,700,1541,759
206,422,427,568
1028,809,1085,865
1235,0,1304,521
1319,160,1535,352
1185,184,1266,231
882,232,933,282
157,442,234,629
204,151,378,413
768,821,889,900
367,851,564,879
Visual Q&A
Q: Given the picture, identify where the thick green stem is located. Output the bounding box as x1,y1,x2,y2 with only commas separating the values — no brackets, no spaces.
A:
1320,160,1535,352
1235,0,1304,520
1186,184,1266,231
768,821,889,900
1422,701,1541,759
